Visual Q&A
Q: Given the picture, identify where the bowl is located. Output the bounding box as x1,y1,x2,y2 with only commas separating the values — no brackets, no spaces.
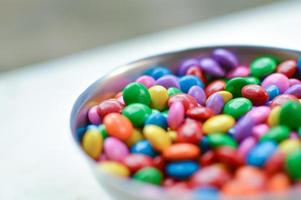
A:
70,45,301,200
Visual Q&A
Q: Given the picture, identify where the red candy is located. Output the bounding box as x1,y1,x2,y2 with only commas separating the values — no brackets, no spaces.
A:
200,150,216,166
241,84,269,106
168,94,198,111
97,99,124,118
186,106,214,121
205,80,226,97
176,118,203,144
276,60,297,78
215,146,243,168
186,65,207,83
123,154,154,173
264,150,285,174
153,155,166,171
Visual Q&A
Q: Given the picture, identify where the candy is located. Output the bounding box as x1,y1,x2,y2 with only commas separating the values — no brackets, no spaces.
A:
97,161,130,177
279,101,301,129
104,137,129,162
165,161,199,179
260,125,291,143
148,85,169,110
203,114,235,134
133,167,163,185
225,77,249,97
82,129,103,159
79,48,301,195
104,113,133,141
168,101,185,130
163,143,200,161
250,57,277,78
123,82,151,105
143,125,171,152
223,97,252,119
241,84,269,105
122,103,152,127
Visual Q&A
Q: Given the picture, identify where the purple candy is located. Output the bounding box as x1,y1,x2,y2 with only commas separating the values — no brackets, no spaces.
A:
156,75,180,88
284,84,301,98
212,48,239,69
199,58,225,77
252,124,269,140
177,58,199,76
244,106,271,125
233,116,254,142
226,65,249,78
188,85,206,106
289,78,301,86
206,93,224,114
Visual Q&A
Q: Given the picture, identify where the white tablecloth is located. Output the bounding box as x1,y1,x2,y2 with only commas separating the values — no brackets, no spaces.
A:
1,1,301,199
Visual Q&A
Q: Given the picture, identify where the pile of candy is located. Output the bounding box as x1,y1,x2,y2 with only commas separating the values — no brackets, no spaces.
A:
78,48,301,196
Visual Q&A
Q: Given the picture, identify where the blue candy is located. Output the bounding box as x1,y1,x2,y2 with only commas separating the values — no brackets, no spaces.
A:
193,187,219,200
199,136,210,153
144,112,168,129
265,85,280,101
144,66,172,80
131,140,157,157
165,161,199,179
247,141,277,167
179,75,204,93
298,57,301,74
76,127,86,142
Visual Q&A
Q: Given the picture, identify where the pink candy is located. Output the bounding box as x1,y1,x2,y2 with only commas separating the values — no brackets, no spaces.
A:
168,101,185,130
252,124,269,140
136,75,156,88
104,137,129,162
262,73,290,93
245,106,271,125
237,137,256,161
88,105,101,125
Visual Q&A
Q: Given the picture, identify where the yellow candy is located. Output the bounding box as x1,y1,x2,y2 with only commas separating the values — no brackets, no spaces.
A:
148,85,169,111
279,139,301,155
82,129,103,159
268,106,280,127
126,128,144,147
167,130,177,142
97,161,130,177
216,91,233,103
203,114,235,134
143,125,171,152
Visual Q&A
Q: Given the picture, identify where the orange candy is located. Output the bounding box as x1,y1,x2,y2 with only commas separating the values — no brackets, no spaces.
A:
103,113,133,141
267,173,290,192
163,143,200,161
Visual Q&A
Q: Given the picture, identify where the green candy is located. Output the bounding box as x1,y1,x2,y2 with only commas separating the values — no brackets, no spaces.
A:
260,125,290,143
167,87,182,96
245,77,260,85
223,97,252,119
98,125,108,139
207,133,237,148
123,82,151,105
225,77,249,97
122,103,151,127
298,127,301,138
151,109,160,114
286,150,301,181
133,167,163,185
279,101,301,130
250,57,277,78
162,109,169,118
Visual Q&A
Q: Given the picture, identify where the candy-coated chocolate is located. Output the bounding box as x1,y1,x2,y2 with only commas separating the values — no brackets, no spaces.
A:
126,128,144,147
212,48,238,69
199,58,225,77
131,140,156,157
179,75,204,93
156,75,179,89
262,73,290,94
264,150,285,174
241,85,269,105
205,80,226,97
200,150,216,166
167,87,182,96
247,141,277,167
237,137,256,161
145,112,168,129
148,85,169,111
143,125,171,152
188,85,206,105
167,130,177,141
207,133,237,148
225,77,249,97
104,113,133,141
168,101,185,130
97,99,124,119
268,106,281,127
266,85,280,100
270,94,298,108
104,137,129,162
98,124,108,139
123,154,154,173
215,146,243,167
176,118,203,144
166,161,199,180
279,139,301,155
252,124,269,140
88,105,101,125
97,161,130,177
186,106,214,121
279,101,301,129
277,60,297,78
250,57,277,78
82,129,103,159
227,65,249,78
186,65,207,83
260,125,290,143
284,84,301,98
163,143,200,161
133,167,163,185
203,115,235,134
244,106,270,125
135,75,156,88
145,66,172,80
285,149,301,181
168,93,198,111
206,93,224,114
267,173,290,192
216,91,233,103
122,103,152,127
123,82,151,105
232,116,254,142
177,58,199,76
223,97,252,119
153,155,165,171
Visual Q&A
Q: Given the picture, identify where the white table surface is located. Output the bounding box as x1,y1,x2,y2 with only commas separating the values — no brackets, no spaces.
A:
1,1,301,199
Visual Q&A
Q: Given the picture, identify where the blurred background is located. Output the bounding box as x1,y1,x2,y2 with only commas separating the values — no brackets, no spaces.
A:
1,0,279,72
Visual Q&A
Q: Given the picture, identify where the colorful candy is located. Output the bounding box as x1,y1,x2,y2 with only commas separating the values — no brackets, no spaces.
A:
77,48,301,196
